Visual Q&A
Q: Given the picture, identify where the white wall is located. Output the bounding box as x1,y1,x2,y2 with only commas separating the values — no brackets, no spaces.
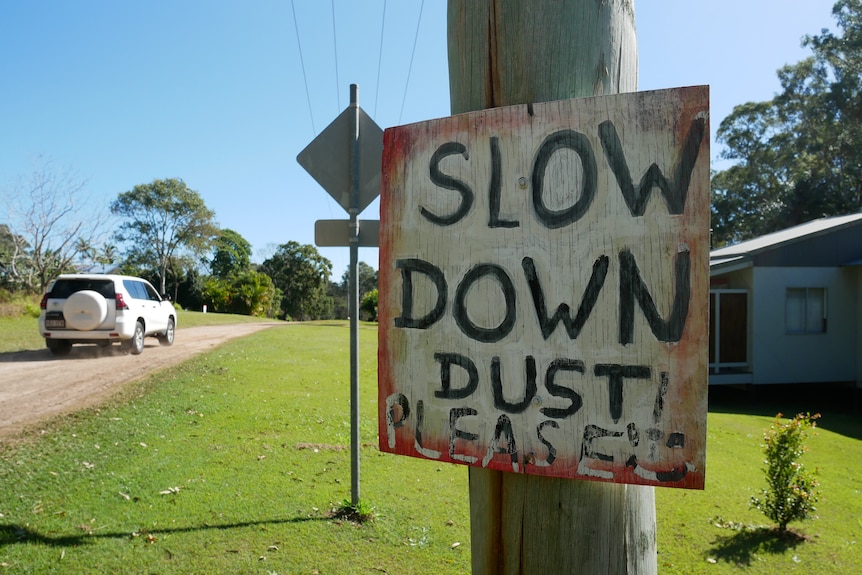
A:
751,267,858,384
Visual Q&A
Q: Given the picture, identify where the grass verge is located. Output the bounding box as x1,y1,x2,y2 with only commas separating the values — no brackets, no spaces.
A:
0,323,859,573
0,323,470,574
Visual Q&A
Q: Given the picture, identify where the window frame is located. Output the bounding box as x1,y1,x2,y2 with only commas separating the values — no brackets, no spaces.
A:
785,287,827,335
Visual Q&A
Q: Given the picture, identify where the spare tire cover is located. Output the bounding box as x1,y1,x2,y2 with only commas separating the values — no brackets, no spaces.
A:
63,290,109,331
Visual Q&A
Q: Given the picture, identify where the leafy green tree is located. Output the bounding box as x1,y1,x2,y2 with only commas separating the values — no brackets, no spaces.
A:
348,261,378,300
210,228,252,279
360,288,378,322
259,241,332,320
712,0,862,246
751,413,820,532
111,178,218,294
202,269,281,317
327,280,349,319
330,262,377,320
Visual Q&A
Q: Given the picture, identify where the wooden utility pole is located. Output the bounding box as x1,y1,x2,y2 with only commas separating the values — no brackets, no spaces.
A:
446,2,655,573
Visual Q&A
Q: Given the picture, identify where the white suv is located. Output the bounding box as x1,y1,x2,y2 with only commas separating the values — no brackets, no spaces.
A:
38,274,177,356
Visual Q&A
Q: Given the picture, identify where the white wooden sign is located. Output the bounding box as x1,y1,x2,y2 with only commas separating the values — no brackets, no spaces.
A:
378,87,709,489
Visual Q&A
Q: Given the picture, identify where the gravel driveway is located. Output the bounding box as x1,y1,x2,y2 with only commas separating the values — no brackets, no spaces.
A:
0,323,280,438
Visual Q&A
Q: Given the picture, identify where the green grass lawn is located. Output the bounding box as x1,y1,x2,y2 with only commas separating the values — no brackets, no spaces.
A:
1,322,859,573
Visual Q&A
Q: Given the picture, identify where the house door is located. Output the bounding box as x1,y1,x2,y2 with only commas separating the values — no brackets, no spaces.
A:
709,290,748,372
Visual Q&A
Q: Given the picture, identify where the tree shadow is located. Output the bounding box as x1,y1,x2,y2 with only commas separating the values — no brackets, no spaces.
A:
0,515,329,548
708,383,862,441
708,526,808,566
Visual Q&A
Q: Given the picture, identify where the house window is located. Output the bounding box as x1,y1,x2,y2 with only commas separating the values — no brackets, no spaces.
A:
786,288,826,334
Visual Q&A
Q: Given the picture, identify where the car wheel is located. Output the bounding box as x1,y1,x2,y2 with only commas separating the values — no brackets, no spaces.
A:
122,321,145,355
46,339,72,356
63,290,108,331
158,317,175,346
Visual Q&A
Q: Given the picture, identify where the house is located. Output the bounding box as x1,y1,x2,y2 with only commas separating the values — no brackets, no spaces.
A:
709,213,862,388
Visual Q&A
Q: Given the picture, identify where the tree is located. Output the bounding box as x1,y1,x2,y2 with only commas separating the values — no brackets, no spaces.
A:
259,241,332,320
342,261,377,300
360,288,378,321
0,224,30,291
210,228,252,279
202,229,280,317
751,413,820,532
330,262,378,319
111,178,218,294
712,0,862,246
1,157,108,292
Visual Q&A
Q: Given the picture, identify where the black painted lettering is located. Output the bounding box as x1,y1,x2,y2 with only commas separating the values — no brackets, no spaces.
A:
433,352,479,400
599,117,706,216
581,424,622,463
522,255,609,340
449,407,479,464
384,392,410,449
655,464,689,483
394,258,447,330
488,136,519,228
619,249,691,344
414,400,441,459
593,364,651,423
531,129,598,229
541,358,585,419
627,422,639,446
482,414,519,468
490,355,536,414
536,420,559,465
653,372,669,423
666,432,685,448
422,142,474,226
453,263,517,343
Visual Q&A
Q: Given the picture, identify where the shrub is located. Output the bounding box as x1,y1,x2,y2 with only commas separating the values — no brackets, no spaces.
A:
24,302,41,318
751,412,820,532
360,288,378,322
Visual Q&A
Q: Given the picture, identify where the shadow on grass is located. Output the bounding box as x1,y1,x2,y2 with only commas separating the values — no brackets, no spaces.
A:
0,515,329,548
708,383,862,441
708,526,808,566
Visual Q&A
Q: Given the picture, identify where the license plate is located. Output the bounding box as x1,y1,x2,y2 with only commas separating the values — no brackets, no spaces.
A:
45,319,65,328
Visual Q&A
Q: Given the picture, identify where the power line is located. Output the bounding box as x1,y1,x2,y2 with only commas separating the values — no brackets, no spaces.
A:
374,0,387,118
291,0,316,135
399,0,425,124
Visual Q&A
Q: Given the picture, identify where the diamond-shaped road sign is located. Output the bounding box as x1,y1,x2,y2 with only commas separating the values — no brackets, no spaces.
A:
297,105,383,215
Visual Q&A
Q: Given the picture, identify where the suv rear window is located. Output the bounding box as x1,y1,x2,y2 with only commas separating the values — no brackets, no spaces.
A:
49,279,116,299
123,279,160,300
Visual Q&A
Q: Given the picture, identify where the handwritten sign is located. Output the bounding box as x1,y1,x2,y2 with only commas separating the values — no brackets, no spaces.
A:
378,87,709,489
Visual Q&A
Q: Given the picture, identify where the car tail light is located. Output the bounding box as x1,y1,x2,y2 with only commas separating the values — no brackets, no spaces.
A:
40,293,49,309
115,293,129,310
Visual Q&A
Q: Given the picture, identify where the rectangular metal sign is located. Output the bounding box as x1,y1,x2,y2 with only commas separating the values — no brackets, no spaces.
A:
378,87,710,489
314,219,380,247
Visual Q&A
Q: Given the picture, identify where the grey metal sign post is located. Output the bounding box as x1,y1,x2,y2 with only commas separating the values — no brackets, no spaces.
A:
297,84,382,506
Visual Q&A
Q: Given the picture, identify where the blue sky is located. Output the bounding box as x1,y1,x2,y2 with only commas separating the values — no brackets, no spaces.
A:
0,1,838,280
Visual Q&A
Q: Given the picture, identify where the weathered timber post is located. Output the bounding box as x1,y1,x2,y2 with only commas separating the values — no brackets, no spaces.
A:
446,2,656,573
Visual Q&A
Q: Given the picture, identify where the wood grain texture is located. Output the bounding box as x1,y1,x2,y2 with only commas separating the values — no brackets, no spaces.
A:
443,2,659,573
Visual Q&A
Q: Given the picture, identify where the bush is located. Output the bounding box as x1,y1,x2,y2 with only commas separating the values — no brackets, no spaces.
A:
360,288,378,322
751,412,820,531
23,302,41,318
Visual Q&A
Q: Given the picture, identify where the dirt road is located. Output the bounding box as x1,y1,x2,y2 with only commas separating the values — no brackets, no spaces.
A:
0,323,281,438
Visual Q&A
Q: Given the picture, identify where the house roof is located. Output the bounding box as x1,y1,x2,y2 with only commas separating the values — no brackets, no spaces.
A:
710,213,862,273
